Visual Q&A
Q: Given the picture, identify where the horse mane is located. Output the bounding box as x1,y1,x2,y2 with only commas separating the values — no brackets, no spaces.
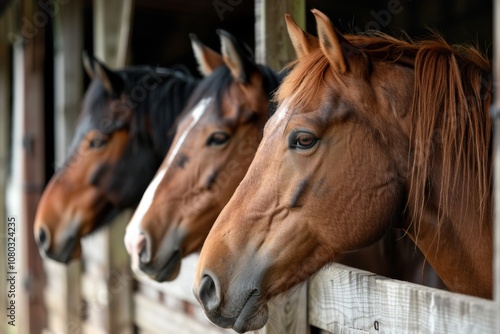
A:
276,32,492,232
120,67,199,157
178,64,282,125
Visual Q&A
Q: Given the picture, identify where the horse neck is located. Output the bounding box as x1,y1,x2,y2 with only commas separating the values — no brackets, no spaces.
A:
405,175,492,298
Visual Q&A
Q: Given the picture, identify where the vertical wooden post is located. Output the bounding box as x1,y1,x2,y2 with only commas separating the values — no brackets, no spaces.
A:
493,0,500,332
93,0,133,68
255,0,305,71
0,6,13,334
82,1,135,332
12,0,48,332
254,1,308,333
42,2,84,333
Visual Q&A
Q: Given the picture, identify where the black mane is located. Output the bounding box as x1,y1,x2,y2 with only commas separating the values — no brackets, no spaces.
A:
180,64,282,121
67,66,199,164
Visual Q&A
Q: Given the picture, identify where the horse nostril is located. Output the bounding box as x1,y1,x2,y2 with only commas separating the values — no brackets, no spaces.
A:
199,274,221,312
37,226,50,252
138,231,152,264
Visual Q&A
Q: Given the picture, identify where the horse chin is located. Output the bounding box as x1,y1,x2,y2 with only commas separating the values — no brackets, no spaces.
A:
203,294,269,333
154,258,181,282
232,292,269,333
142,249,182,282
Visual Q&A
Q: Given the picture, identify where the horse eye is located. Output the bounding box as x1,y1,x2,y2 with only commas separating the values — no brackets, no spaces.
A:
290,132,317,150
207,132,230,146
88,136,107,149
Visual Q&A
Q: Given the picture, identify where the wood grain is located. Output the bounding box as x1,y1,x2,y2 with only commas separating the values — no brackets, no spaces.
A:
309,264,496,334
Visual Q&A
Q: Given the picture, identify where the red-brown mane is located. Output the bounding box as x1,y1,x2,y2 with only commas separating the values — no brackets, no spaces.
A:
276,32,492,234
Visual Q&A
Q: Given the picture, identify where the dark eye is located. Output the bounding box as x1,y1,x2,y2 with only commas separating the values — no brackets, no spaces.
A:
206,132,230,146
290,132,317,150
88,135,108,149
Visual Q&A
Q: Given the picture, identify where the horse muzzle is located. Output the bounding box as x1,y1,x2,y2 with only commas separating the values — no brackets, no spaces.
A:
35,221,81,263
194,271,269,332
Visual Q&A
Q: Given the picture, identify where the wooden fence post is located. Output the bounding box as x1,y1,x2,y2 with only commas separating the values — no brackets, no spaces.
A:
0,6,13,334
8,0,50,332
254,1,308,333
255,0,305,71
42,2,84,333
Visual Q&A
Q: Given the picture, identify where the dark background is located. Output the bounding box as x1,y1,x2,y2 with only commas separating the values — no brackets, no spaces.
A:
82,0,493,74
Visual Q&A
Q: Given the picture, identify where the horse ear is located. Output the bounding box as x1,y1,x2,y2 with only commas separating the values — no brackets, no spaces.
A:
82,50,95,79
190,34,224,77
285,14,319,59
312,9,349,74
93,59,125,98
217,29,257,83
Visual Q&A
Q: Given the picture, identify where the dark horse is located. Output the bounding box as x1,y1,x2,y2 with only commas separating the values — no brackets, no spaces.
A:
194,10,492,332
34,52,199,263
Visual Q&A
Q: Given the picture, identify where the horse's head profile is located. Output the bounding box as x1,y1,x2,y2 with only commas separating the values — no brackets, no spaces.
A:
194,10,492,332
123,31,281,282
34,53,197,263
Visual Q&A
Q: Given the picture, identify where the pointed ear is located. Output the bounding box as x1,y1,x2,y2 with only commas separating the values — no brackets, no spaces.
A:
82,50,95,79
311,9,350,74
285,14,319,59
190,34,224,77
94,59,125,98
217,29,257,83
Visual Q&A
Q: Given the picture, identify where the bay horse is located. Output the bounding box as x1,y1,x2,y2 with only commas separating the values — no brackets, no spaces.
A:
125,29,444,290
123,30,281,281
194,10,492,332
33,53,199,263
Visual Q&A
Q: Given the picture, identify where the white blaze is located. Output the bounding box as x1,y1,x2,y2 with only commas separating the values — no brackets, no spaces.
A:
124,98,212,270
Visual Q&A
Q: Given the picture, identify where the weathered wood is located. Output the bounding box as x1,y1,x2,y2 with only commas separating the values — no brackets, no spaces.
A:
53,0,83,166
81,211,134,333
133,293,229,334
255,0,305,71
41,2,85,333
93,0,134,68
13,0,49,332
134,253,200,304
264,284,309,334
309,263,496,334
0,13,11,334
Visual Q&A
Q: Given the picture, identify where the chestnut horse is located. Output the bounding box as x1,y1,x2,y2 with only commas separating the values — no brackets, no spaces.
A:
34,53,198,263
194,10,492,332
124,30,281,281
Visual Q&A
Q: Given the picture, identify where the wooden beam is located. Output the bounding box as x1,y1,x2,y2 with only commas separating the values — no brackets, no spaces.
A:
309,264,496,333
0,17,11,334
4,0,51,332
254,0,305,71
93,0,134,68
40,3,85,333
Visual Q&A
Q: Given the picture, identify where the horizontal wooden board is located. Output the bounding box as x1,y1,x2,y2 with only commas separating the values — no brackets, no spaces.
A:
133,293,231,334
308,264,496,334
134,253,200,304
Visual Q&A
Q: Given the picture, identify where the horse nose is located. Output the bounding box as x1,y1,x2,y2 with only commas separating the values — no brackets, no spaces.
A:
198,274,221,312
36,225,51,253
138,231,152,265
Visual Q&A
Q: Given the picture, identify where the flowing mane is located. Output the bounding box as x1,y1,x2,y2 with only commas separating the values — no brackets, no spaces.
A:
277,32,492,233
